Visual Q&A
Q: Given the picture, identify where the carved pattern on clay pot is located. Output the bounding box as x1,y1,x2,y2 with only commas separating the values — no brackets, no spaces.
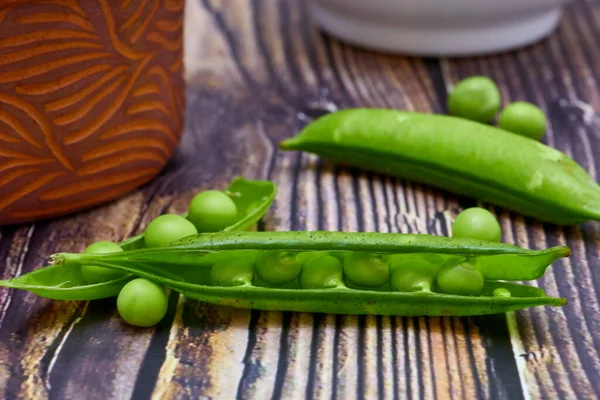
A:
0,0,185,225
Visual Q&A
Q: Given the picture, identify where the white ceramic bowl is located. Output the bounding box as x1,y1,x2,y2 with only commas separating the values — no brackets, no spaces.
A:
308,0,571,56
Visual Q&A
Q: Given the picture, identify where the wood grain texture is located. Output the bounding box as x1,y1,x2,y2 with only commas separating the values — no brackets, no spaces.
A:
1,0,600,399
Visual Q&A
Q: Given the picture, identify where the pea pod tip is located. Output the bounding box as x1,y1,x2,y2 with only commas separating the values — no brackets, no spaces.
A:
279,138,298,150
546,297,568,307
558,246,571,258
560,298,568,306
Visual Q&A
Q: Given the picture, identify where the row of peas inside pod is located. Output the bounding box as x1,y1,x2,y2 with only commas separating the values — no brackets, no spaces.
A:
52,207,568,320
99,206,505,326
208,206,503,296
211,248,498,298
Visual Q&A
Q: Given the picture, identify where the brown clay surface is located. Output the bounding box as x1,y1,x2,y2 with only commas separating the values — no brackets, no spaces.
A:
0,0,184,225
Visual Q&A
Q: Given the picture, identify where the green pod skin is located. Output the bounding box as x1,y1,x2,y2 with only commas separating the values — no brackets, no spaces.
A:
279,109,600,225
0,264,133,300
51,231,570,316
0,177,277,301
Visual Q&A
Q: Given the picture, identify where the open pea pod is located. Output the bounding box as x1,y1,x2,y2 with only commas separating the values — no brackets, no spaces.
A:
0,177,277,300
0,264,133,300
52,231,569,316
119,176,277,250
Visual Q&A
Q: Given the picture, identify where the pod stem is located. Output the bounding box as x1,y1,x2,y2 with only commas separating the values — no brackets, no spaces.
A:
51,253,82,267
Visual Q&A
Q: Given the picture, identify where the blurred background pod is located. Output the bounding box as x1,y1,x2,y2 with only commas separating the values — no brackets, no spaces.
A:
0,0,185,225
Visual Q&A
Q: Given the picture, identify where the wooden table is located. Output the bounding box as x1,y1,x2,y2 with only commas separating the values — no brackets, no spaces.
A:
1,1,600,399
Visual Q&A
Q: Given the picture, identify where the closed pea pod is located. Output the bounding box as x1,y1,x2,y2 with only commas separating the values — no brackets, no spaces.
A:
53,231,570,317
280,109,600,225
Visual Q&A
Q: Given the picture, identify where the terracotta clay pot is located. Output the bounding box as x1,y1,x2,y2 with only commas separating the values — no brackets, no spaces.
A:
0,0,185,225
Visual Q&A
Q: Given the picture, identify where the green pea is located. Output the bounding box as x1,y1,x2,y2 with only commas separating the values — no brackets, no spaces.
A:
211,257,254,286
343,252,390,287
296,251,320,265
255,251,302,285
390,253,445,268
299,255,343,289
328,251,350,263
493,288,512,298
452,207,502,242
498,101,547,140
117,278,168,327
389,255,439,292
447,76,501,123
436,261,484,296
188,190,239,232
81,241,124,283
144,214,198,248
